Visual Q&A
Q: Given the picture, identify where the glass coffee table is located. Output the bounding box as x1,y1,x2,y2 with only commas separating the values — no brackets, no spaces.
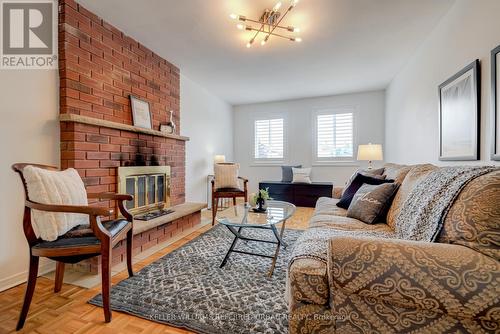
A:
216,201,296,277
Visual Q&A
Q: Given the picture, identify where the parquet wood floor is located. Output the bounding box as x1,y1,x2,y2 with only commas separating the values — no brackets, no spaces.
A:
0,206,313,334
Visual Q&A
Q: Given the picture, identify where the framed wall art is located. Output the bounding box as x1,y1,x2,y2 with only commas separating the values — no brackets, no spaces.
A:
438,60,480,161
130,95,152,129
492,45,500,160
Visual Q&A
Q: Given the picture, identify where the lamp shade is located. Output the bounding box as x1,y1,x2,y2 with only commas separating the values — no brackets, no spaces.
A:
214,155,226,164
357,144,383,161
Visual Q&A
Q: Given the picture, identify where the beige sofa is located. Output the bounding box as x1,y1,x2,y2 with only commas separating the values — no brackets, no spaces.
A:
288,163,500,333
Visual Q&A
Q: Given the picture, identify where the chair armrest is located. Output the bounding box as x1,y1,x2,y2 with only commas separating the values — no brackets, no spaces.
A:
26,200,112,216
87,192,133,201
238,176,248,183
88,192,134,221
332,186,343,199
328,236,500,325
26,200,115,240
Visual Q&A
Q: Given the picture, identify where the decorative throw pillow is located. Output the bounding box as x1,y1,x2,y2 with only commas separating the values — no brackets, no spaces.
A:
336,173,394,209
23,166,89,241
292,167,312,184
214,163,240,190
281,165,302,182
347,183,399,224
342,167,385,195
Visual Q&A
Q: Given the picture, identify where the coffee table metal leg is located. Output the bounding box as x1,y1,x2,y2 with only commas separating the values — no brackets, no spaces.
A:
268,223,287,277
280,219,289,249
220,226,242,268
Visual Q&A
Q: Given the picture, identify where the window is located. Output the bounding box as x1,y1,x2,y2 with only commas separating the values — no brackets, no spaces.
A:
254,118,284,160
315,111,354,161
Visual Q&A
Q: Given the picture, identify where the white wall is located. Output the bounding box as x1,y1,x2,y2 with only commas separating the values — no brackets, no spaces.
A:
0,70,60,291
233,91,385,193
181,74,234,203
386,0,500,165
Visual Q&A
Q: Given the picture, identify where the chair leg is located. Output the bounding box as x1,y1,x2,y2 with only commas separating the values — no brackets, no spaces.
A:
54,261,65,293
101,244,112,323
16,255,39,331
212,196,219,226
232,197,237,206
126,229,134,277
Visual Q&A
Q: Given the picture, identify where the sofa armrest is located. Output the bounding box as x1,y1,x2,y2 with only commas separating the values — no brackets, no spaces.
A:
328,236,500,326
332,186,343,199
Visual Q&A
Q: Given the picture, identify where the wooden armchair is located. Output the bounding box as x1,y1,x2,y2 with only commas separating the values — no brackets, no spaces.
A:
12,163,134,330
211,171,248,225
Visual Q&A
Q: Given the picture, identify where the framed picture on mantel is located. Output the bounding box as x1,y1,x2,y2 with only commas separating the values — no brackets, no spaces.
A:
130,95,152,129
438,60,480,161
492,45,500,161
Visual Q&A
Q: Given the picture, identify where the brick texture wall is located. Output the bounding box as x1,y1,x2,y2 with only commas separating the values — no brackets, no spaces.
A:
58,0,185,207
58,0,180,129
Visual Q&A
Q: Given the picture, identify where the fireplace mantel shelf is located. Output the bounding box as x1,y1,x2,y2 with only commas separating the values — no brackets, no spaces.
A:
60,113,190,141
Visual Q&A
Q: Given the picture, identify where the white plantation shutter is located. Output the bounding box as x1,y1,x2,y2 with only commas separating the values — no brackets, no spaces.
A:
316,112,354,159
254,118,284,159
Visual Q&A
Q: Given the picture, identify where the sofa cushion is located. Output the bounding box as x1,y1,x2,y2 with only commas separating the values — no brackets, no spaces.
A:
337,173,393,209
214,163,240,190
342,167,385,195
386,164,438,230
310,215,393,232
438,170,500,261
347,183,399,224
23,166,89,242
314,197,347,217
383,163,412,184
292,167,312,184
281,165,301,182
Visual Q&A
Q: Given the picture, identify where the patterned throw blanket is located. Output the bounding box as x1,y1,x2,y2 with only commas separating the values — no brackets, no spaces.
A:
395,166,498,242
288,166,498,267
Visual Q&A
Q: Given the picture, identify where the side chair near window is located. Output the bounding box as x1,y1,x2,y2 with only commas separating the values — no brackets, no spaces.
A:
211,163,248,225
12,163,134,330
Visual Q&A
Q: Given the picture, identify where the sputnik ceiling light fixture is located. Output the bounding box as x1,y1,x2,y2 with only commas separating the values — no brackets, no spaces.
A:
230,0,301,48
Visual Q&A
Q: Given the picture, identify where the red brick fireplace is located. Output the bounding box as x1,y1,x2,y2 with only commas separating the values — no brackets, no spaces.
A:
57,0,205,273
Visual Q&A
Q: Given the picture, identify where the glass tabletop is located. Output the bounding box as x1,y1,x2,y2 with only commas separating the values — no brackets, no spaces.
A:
216,200,296,227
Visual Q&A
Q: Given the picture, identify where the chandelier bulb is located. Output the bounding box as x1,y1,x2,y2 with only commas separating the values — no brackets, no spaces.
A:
236,24,244,30
273,2,282,11
229,13,238,20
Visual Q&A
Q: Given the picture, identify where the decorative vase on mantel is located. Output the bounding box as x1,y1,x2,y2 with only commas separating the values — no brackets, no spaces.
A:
160,110,177,134
167,110,176,134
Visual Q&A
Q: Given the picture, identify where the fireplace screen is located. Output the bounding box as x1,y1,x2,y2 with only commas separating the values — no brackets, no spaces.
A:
118,166,170,214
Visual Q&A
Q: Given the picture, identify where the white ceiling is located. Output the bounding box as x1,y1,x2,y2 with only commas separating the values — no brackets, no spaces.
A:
78,0,455,105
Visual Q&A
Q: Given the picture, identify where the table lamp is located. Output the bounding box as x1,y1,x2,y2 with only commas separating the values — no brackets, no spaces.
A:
357,143,383,169
214,155,226,164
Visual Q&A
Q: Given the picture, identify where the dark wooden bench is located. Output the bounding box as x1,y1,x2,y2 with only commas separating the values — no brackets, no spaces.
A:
259,181,333,207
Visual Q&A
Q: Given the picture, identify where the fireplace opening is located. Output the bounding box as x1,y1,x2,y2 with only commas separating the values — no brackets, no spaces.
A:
118,166,172,220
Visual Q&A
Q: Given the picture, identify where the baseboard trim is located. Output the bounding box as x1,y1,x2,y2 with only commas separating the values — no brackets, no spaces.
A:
0,259,55,292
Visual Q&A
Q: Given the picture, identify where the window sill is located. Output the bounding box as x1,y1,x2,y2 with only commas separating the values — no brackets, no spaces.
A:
250,161,285,167
312,161,360,167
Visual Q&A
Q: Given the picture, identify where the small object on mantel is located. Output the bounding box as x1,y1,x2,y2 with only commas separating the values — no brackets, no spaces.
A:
160,110,177,134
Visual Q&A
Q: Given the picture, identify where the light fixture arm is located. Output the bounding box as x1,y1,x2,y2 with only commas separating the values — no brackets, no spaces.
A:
262,4,294,44
245,27,296,41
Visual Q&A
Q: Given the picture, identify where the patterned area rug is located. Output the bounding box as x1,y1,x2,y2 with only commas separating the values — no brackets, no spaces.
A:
89,224,303,334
